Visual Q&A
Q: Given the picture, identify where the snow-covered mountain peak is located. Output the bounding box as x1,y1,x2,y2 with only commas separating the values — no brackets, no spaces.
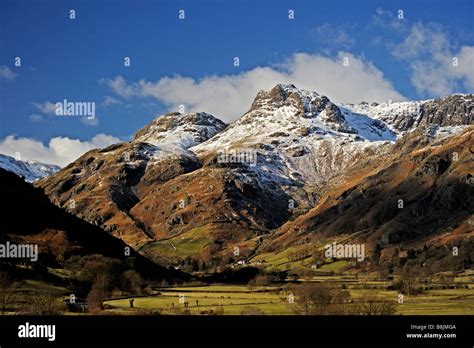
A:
249,84,345,122
194,85,395,155
191,85,396,189
0,154,60,182
249,84,320,114
132,111,227,149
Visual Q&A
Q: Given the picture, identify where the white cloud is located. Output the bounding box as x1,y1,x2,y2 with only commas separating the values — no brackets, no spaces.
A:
0,65,16,81
32,101,57,114
372,7,409,33
29,114,43,122
391,22,474,96
451,46,474,90
32,100,100,127
81,116,99,126
103,95,123,106
392,23,449,61
372,7,407,32
0,134,120,167
102,52,405,122
99,77,136,98
312,24,356,49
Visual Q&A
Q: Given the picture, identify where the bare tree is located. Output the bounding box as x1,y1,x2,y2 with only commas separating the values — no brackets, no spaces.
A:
398,268,421,295
0,273,15,315
291,283,351,315
120,270,144,295
87,273,111,312
22,292,61,315
352,293,396,315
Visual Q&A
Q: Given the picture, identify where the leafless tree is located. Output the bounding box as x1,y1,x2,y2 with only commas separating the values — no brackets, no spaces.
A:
352,293,396,315
291,282,352,315
120,270,144,294
87,273,111,312
0,273,15,315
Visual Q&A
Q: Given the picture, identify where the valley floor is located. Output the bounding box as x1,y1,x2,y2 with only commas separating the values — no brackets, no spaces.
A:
102,275,474,316
2,269,473,316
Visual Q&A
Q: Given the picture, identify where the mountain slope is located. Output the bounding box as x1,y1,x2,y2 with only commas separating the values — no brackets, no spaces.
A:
260,126,474,266
37,112,227,249
0,168,185,281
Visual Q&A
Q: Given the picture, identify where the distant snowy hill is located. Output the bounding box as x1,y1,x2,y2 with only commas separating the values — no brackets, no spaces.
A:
343,94,473,133
0,154,60,182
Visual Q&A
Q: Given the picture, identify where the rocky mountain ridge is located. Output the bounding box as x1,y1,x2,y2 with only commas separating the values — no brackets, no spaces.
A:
0,154,60,182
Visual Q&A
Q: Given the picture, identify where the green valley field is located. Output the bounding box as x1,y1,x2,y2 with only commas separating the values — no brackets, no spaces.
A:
103,270,474,315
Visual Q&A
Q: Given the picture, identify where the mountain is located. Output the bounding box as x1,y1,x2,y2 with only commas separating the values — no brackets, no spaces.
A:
36,84,473,271
37,112,227,250
260,126,474,259
133,111,227,149
344,94,473,132
0,154,60,182
192,85,472,210
192,84,396,196
0,168,186,282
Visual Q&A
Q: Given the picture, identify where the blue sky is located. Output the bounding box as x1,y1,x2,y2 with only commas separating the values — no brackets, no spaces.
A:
0,0,473,166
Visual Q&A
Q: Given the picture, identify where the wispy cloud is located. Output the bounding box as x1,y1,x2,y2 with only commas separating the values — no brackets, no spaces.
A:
312,23,356,49
391,22,474,96
0,65,17,81
32,100,100,127
29,114,44,122
99,77,136,99
372,7,408,32
81,116,99,126
32,101,56,114
103,95,123,106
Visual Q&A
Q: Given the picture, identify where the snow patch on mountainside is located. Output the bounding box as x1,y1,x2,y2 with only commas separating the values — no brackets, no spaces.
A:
133,112,226,151
344,101,425,134
343,93,472,133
